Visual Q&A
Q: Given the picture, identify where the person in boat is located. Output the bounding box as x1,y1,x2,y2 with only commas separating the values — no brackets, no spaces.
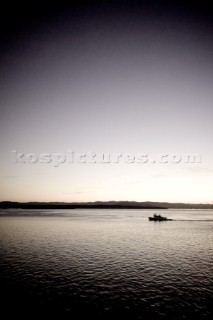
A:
154,214,162,219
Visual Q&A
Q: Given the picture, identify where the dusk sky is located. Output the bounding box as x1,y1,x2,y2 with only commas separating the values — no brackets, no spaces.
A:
0,1,213,203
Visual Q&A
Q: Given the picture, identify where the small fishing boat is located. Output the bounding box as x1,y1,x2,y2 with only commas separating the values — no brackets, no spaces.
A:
149,214,172,221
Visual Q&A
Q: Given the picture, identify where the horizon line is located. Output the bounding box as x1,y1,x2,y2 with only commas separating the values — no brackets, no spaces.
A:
1,200,213,205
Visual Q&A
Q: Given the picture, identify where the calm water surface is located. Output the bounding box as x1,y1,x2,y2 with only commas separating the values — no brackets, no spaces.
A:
0,209,213,319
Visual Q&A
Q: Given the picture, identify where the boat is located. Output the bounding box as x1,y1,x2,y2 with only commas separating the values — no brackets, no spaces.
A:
148,214,172,221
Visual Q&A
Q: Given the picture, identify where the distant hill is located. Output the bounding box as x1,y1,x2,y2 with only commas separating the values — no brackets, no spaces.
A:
0,201,164,210
0,201,213,209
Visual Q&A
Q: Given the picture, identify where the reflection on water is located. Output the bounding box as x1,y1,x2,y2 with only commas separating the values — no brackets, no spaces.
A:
0,209,213,319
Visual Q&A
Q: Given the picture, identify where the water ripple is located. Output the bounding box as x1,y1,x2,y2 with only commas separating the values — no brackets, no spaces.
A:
0,209,213,319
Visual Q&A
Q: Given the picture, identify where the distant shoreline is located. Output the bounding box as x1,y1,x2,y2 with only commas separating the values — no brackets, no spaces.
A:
0,202,165,210
1,201,213,210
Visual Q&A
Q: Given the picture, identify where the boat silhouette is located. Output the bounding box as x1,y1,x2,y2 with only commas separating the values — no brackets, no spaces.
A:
149,214,172,221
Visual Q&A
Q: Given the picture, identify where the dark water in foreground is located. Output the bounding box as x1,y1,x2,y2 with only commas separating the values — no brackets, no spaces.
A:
0,209,213,319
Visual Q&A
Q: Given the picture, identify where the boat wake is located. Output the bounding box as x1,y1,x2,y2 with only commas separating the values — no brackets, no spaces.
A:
170,219,213,222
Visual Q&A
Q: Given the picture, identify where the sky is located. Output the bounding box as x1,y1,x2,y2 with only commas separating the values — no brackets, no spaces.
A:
0,1,213,203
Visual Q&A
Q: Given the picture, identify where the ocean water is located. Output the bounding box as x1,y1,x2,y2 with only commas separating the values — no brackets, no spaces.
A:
0,209,212,319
